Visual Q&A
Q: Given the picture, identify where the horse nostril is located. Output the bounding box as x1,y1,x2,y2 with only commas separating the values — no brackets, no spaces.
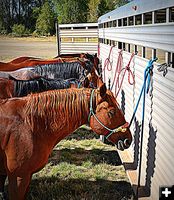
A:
116,140,124,151
124,138,131,148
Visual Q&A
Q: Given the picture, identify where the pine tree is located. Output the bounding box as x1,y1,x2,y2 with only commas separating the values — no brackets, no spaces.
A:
36,1,55,36
87,0,100,22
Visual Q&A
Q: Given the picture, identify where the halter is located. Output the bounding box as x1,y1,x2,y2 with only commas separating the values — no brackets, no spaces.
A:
88,89,129,142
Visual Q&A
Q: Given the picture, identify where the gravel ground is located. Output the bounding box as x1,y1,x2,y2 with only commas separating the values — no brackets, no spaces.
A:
0,36,58,62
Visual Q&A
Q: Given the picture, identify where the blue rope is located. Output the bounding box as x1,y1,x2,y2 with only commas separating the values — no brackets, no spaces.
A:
128,58,157,198
129,58,157,128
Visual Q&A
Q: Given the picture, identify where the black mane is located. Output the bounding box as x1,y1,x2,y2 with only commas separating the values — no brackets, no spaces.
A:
14,77,79,97
33,61,93,80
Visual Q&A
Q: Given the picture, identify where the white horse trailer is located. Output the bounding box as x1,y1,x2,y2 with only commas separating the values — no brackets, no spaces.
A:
98,0,174,199
58,23,98,54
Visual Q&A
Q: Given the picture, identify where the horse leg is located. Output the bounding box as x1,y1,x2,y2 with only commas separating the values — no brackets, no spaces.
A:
0,154,7,200
0,175,7,200
8,174,31,200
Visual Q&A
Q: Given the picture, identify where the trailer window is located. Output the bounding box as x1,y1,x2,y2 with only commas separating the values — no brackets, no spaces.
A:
128,16,134,26
123,18,127,26
144,12,152,24
118,19,122,27
156,49,165,64
113,20,117,27
135,14,142,25
155,9,166,23
169,7,174,22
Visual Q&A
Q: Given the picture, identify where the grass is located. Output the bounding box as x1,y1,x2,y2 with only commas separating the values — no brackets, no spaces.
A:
26,127,134,200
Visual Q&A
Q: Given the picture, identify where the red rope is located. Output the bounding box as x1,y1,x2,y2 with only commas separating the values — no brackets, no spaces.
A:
102,45,115,82
102,45,135,98
110,50,123,90
115,52,135,97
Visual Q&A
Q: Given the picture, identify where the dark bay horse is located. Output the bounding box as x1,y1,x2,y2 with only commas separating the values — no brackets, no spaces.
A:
33,61,100,88
0,82,132,200
0,60,97,81
0,77,90,98
0,61,99,98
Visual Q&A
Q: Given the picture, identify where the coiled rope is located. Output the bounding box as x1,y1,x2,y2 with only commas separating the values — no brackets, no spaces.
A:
103,45,135,97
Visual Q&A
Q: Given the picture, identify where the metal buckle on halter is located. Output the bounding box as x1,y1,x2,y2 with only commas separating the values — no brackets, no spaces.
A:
105,122,129,140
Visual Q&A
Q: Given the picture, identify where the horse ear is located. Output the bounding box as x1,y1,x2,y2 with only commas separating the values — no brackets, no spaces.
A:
99,83,106,98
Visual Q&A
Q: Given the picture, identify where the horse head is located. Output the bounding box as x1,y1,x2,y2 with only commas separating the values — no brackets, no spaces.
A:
89,79,132,151
84,53,100,75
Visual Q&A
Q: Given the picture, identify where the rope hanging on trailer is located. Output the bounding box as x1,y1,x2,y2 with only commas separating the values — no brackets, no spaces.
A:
102,45,115,82
113,52,136,98
129,58,157,127
102,46,136,97
157,62,173,77
127,58,157,198
110,49,123,91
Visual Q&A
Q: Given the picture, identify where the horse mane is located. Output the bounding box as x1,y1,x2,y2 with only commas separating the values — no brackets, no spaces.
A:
33,62,93,80
14,78,41,97
13,77,80,97
25,88,91,132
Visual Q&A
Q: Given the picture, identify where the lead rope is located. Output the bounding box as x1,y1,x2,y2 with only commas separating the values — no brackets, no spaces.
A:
128,58,157,199
102,47,135,98
115,52,136,98
110,49,123,90
102,45,115,82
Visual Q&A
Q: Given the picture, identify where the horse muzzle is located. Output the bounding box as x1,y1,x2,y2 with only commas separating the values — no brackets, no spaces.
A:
116,138,132,151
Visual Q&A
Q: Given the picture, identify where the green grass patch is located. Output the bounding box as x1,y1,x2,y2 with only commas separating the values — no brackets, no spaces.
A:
27,135,134,199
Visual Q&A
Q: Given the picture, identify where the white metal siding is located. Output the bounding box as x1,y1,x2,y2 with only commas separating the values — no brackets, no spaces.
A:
59,23,98,54
100,44,174,199
98,0,174,199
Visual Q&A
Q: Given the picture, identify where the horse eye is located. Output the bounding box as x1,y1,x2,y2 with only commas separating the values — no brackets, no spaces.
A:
108,109,115,118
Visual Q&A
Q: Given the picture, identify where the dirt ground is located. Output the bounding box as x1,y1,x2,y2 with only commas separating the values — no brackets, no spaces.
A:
0,36,58,62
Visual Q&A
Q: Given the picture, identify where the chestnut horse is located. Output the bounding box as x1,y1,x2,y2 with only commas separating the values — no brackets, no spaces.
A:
0,53,99,73
0,57,85,72
9,53,85,64
0,77,90,98
9,53,97,64
0,83,132,200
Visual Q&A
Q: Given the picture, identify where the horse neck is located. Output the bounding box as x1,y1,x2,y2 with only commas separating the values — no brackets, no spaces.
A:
25,88,92,139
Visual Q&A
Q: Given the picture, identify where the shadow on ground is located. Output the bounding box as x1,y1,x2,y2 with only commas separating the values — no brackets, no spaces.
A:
28,177,133,200
50,148,122,166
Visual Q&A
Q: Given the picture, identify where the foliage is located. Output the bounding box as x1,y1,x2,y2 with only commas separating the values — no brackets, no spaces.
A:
54,0,89,24
88,0,130,22
12,24,27,37
87,0,100,22
98,0,117,16
36,1,55,36
114,0,130,8
0,0,131,35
